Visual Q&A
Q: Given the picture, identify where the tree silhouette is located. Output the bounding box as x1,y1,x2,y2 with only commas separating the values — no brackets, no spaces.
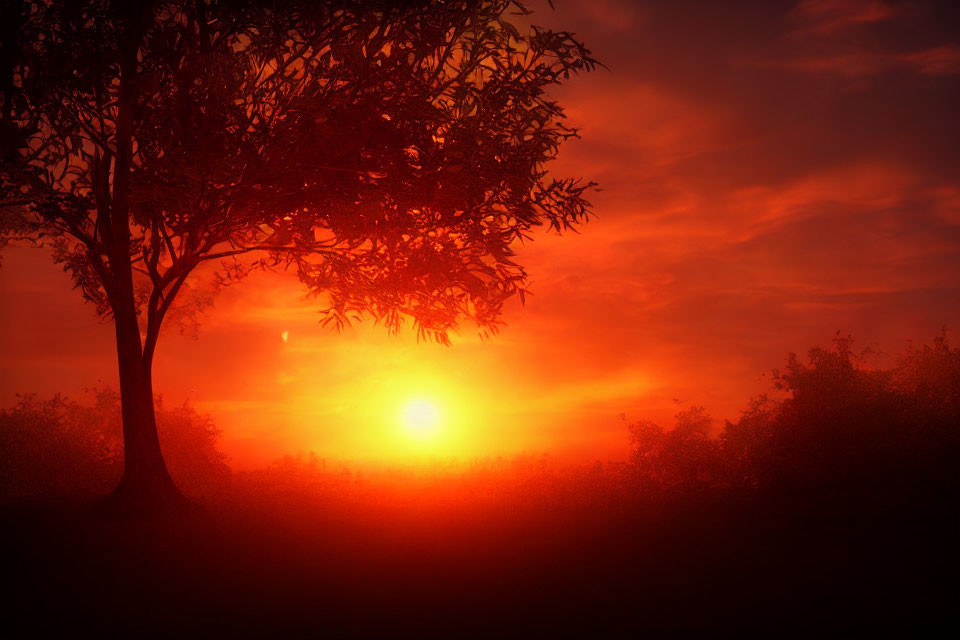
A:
715,332,960,507
621,333,960,504
0,0,597,508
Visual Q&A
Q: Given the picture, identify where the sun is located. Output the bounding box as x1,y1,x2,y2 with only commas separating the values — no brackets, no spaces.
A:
402,400,440,438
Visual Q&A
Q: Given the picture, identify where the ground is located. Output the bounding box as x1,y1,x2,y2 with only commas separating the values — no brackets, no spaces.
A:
4,488,955,635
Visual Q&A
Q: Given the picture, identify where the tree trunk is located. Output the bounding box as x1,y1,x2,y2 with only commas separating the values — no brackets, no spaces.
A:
99,224,188,513
95,15,188,515
104,299,186,513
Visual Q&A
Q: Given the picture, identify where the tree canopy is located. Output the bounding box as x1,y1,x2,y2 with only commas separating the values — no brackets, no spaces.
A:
626,332,960,503
1,0,597,352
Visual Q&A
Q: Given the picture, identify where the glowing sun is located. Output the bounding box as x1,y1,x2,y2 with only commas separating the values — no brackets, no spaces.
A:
402,400,440,438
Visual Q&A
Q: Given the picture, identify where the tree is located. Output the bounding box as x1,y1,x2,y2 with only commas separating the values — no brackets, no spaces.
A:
719,332,960,505
0,0,597,508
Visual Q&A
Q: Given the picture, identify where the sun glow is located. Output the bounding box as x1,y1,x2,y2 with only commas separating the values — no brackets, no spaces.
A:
402,400,440,439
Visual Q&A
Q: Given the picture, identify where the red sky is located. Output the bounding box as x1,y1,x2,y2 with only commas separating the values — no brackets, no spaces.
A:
2,0,959,468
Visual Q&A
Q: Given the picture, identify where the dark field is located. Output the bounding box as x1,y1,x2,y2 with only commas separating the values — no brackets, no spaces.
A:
5,471,957,636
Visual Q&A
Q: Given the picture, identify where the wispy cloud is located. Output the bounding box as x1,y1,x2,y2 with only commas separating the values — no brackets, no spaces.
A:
758,45,960,77
790,0,903,35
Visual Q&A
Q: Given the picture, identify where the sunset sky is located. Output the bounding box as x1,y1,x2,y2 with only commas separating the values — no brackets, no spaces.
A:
2,0,959,468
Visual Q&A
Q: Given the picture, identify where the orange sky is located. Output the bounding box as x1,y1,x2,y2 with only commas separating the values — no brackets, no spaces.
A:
2,0,959,468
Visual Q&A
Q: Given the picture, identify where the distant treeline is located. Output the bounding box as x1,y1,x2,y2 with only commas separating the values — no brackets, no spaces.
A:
2,333,958,510
626,333,960,511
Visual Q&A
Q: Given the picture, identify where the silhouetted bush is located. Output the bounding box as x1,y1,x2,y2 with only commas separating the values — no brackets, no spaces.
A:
626,406,722,493
0,392,119,500
232,451,632,516
0,388,230,502
627,333,960,511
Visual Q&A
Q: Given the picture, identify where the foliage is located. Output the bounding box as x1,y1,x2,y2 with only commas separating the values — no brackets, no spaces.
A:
626,406,720,492
0,392,118,499
0,0,598,346
0,388,230,501
626,333,960,506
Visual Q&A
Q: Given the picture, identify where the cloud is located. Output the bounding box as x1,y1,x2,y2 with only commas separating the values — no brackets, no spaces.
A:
560,83,730,167
896,45,960,75
759,45,960,77
731,0,960,78
790,0,902,35
548,0,648,33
